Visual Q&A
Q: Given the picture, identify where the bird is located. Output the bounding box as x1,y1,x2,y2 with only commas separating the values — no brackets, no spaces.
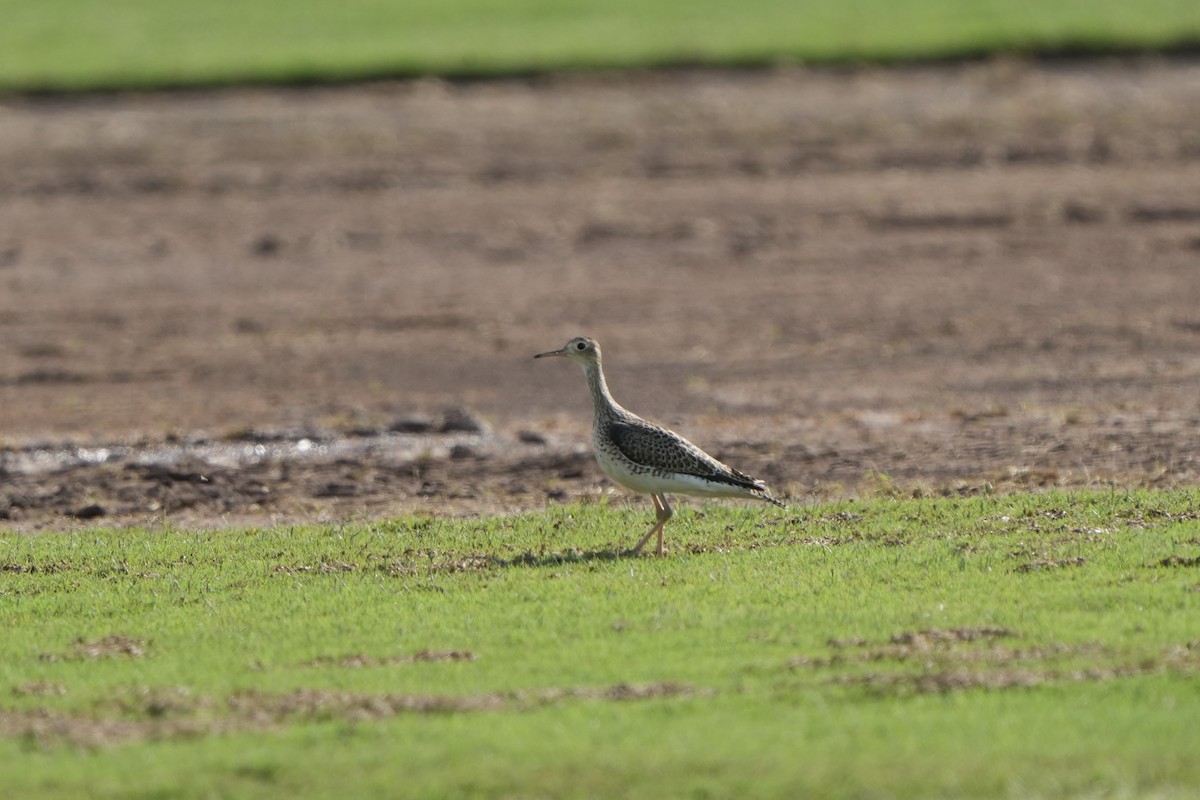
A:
533,336,785,556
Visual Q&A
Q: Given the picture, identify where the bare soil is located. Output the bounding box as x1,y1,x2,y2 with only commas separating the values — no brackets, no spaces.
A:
2,676,698,747
2,57,1200,530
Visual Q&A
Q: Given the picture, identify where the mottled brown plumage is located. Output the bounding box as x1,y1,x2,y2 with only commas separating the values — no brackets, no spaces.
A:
534,336,784,556
606,420,763,491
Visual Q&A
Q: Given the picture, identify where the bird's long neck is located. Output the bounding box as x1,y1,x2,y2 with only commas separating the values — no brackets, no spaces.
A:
582,360,622,421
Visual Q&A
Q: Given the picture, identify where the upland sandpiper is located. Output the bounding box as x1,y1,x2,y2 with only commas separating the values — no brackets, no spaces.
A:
534,336,784,556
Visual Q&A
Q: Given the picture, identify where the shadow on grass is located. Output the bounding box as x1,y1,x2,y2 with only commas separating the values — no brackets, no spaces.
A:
491,547,641,568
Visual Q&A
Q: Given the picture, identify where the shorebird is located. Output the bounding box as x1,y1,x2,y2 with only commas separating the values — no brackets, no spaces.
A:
534,336,784,556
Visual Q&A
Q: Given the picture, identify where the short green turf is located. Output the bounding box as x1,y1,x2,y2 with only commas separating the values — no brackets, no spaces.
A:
2,490,1199,797
1,0,1198,91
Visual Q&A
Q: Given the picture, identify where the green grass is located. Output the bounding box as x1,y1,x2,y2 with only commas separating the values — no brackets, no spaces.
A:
1,0,1199,91
2,490,1200,797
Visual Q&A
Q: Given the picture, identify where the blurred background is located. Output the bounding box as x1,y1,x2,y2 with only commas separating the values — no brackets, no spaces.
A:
1,1,1199,526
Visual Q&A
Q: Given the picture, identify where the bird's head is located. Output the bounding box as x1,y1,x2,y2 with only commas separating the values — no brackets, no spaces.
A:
533,336,601,366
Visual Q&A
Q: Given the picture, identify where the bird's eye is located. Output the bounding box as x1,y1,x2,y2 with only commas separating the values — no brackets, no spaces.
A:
576,341,587,350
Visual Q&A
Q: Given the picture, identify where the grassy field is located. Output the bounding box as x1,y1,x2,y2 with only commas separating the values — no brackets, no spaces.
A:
2,490,1199,798
1,0,1199,91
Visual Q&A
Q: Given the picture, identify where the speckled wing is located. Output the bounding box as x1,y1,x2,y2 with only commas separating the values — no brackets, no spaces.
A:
606,419,763,490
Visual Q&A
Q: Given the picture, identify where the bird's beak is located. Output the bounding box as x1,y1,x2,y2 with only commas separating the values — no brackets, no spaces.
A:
533,347,568,359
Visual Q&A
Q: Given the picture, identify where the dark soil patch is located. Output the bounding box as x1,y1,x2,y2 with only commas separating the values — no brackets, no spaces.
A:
840,650,1200,696
790,628,1085,669
889,627,1014,646
12,682,66,697
0,681,702,748
1015,556,1088,573
39,635,147,662
227,681,698,722
300,649,477,668
796,634,1200,695
1157,554,1200,568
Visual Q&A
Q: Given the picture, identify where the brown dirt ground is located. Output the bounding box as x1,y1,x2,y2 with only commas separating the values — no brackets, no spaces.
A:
2,57,1200,530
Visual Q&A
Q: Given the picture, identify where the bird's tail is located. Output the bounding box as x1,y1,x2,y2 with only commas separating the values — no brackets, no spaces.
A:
753,483,787,509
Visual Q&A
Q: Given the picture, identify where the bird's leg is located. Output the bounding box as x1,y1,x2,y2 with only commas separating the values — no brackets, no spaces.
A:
630,494,673,556
655,495,674,557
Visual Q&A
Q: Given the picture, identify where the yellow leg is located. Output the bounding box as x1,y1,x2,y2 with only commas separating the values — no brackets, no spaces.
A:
630,494,674,556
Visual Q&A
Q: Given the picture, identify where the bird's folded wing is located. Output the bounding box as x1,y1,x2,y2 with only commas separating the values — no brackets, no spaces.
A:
607,420,761,490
